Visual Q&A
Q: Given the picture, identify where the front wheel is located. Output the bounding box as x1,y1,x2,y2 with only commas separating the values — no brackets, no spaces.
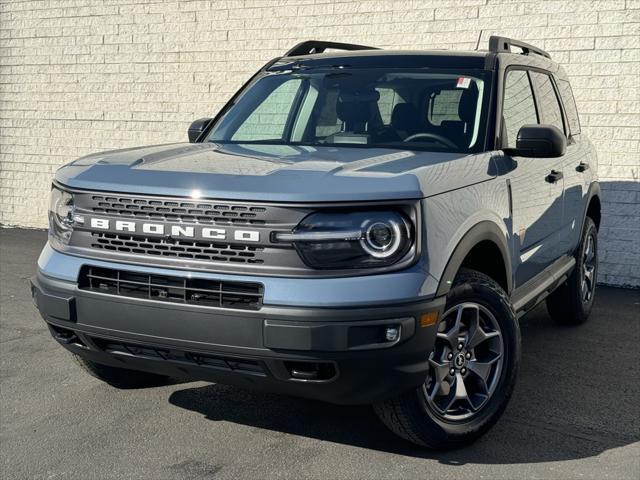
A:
374,269,520,449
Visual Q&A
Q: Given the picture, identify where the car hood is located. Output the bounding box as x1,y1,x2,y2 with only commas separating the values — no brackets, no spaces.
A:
56,142,498,202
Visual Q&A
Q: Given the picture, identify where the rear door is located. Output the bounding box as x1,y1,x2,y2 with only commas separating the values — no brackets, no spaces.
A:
501,69,565,286
554,77,594,252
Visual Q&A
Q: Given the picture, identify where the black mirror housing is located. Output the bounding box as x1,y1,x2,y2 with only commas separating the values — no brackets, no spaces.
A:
505,124,566,158
187,118,213,143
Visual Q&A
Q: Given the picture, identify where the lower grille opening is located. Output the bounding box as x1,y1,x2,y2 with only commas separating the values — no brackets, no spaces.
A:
91,338,266,376
78,266,263,310
284,361,337,381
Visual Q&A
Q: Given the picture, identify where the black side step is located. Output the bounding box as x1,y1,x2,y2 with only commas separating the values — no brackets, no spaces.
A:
512,255,575,317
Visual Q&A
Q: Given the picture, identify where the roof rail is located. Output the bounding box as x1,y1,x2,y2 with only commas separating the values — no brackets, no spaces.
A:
488,36,551,59
284,40,379,57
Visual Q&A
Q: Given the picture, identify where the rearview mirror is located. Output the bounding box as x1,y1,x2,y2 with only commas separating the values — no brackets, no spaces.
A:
187,118,213,143
504,124,566,158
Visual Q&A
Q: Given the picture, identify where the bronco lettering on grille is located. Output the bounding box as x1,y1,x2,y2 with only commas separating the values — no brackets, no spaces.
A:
89,217,260,242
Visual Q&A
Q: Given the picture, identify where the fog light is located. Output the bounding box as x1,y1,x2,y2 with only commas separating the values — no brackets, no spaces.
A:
385,326,400,342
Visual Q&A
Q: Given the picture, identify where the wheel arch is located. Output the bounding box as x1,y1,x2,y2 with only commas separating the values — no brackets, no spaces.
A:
435,221,513,297
584,181,601,230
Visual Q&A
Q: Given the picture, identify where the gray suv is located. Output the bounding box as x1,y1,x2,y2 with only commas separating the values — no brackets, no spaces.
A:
31,37,600,449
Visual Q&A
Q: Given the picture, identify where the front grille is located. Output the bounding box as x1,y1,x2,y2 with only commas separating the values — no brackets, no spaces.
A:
69,191,318,274
88,194,268,225
79,266,263,310
90,337,266,376
90,232,265,264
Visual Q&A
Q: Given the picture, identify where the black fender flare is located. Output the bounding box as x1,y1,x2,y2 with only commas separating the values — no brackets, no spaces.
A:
581,181,601,229
436,221,513,297
569,181,601,257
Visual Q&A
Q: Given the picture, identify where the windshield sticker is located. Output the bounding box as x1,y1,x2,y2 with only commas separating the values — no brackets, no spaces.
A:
456,77,471,89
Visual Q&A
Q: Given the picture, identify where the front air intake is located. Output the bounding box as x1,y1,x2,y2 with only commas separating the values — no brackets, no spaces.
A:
78,266,263,311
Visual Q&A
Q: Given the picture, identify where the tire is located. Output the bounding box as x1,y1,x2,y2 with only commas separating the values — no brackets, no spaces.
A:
374,269,520,449
72,354,170,389
546,217,598,326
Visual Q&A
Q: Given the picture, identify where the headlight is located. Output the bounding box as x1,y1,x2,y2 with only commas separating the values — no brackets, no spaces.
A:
275,210,414,269
48,186,77,245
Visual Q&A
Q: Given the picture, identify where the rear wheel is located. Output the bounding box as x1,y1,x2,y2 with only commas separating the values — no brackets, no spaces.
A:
374,269,520,449
546,216,598,325
72,354,171,389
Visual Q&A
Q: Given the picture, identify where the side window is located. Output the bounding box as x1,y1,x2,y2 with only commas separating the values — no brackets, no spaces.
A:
530,72,565,135
502,70,538,148
428,89,463,126
376,88,397,125
232,79,301,141
314,89,342,138
556,79,581,135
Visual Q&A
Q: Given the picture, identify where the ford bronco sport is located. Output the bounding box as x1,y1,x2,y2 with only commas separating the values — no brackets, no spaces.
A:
32,37,601,449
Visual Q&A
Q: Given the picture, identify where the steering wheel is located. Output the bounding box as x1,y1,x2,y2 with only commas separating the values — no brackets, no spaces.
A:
403,132,458,149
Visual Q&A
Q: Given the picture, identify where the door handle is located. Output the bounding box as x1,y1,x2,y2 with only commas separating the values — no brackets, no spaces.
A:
576,162,590,173
545,170,563,183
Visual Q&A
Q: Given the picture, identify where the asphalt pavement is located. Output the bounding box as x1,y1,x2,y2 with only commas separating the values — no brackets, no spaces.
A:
1,228,639,480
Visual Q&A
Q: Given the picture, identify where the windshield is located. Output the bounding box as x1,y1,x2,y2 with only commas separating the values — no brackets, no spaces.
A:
207,69,491,153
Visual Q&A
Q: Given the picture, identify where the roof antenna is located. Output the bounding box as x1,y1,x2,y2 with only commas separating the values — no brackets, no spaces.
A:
475,30,483,51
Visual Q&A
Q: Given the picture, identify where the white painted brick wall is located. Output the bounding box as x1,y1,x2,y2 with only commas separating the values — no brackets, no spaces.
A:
0,0,638,287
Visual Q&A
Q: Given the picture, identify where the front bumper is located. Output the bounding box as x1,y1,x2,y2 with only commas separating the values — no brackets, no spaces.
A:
31,246,444,405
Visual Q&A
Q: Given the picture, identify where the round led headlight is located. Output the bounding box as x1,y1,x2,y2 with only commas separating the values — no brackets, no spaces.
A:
275,210,414,270
361,219,403,258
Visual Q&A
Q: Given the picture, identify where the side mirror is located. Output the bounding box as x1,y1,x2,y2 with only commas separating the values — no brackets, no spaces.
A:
505,124,566,158
187,118,213,143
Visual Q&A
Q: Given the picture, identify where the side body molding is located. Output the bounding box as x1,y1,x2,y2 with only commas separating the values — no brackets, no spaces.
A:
435,221,513,297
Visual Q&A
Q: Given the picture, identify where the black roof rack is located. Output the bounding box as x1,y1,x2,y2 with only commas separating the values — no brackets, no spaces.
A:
284,40,379,57
488,36,551,59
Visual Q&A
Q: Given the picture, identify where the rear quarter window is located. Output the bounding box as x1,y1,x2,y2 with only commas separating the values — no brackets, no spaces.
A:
556,79,581,135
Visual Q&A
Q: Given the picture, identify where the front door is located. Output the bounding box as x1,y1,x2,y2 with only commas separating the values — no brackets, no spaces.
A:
501,69,565,286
